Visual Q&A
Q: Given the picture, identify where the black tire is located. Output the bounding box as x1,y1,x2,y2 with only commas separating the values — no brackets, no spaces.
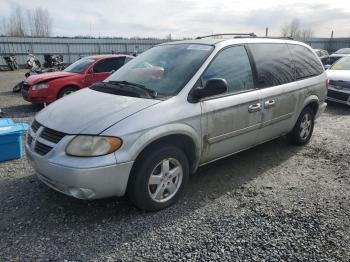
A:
288,107,315,145
13,81,23,93
127,145,189,211
8,63,14,71
58,86,79,99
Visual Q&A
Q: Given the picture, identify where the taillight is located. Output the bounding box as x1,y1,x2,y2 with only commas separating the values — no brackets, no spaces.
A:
326,79,330,89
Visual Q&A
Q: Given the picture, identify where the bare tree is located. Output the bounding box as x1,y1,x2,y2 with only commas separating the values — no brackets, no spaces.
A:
4,6,27,36
300,29,314,41
2,6,52,37
280,18,313,40
28,8,52,37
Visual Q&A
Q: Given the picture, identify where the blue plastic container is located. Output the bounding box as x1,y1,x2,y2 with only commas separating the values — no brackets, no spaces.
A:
0,118,29,162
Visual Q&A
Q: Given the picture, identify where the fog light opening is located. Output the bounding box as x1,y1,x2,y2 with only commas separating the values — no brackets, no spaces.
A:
68,187,94,199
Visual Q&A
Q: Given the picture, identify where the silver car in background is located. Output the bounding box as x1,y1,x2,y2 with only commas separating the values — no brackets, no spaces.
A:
26,36,327,211
327,48,350,66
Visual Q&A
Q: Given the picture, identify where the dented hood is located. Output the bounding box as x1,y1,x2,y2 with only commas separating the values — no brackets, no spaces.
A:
26,71,77,85
35,88,161,134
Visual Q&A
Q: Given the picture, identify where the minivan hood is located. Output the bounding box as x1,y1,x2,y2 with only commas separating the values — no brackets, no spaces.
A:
35,88,161,134
26,71,77,85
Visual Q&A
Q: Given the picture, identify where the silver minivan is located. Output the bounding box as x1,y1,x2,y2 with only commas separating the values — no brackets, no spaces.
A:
26,36,327,211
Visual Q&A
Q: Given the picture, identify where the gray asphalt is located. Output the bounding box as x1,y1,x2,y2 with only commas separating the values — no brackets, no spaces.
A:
0,70,349,261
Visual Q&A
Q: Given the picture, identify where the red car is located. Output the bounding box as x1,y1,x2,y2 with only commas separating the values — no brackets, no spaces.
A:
22,54,133,104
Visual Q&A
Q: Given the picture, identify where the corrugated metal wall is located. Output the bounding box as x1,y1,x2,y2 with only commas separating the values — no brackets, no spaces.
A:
0,36,168,66
305,38,350,52
1,36,350,66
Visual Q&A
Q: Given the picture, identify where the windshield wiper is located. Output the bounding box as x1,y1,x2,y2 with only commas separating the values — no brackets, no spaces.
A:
107,80,157,98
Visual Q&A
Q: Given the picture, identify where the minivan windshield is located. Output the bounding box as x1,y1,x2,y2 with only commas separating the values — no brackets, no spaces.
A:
330,57,350,70
64,58,95,73
103,44,214,96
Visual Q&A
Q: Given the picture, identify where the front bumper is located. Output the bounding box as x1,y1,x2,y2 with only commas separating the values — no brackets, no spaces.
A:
326,87,350,106
25,144,134,199
21,84,53,104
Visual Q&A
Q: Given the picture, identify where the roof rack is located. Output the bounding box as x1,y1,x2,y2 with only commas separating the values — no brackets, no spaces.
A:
195,33,257,39
253,36,294,40
195,34,294,40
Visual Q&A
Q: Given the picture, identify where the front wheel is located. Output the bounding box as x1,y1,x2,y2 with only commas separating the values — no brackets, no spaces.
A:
58,86,79,99
288,107,315,145
127,145,189,211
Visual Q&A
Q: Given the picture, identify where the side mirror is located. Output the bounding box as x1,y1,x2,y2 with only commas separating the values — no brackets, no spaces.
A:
324,64,331,70
110,69,116,74
189,78,228,102
88,67,94,74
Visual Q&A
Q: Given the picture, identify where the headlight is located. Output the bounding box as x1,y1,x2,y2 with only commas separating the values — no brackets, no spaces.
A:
66,135,122,157
32,82,48,90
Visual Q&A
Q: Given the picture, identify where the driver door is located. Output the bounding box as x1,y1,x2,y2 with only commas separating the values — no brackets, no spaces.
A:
199,45,262,163
85,57,126,86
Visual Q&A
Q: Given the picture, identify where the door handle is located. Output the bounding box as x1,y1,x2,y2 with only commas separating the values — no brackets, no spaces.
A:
264,99,276,108
248,103,262,113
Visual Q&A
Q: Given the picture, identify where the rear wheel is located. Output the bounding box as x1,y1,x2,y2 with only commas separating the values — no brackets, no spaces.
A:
288,107,315,145
127,145,189,211
58,86,79,99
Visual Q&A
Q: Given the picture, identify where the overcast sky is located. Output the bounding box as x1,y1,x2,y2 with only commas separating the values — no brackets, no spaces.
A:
1,0,349,38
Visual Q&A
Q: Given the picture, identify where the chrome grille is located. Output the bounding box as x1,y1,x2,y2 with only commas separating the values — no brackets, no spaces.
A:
31,120,41,133
40,127,65,144
34,141,53,156
28,119,66,156
27,134,33,146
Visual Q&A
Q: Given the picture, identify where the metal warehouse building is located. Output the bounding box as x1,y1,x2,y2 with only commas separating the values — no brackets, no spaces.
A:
0,36,168,66
1,36,350,66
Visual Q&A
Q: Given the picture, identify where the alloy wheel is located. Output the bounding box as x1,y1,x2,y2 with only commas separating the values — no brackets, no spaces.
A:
299,113,312,140
148,158,183,203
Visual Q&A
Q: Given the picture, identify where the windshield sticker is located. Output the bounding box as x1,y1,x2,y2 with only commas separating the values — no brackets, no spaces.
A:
187,45,212,51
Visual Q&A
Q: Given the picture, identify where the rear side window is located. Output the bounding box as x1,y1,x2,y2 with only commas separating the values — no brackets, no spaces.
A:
202,46,254,94
94,57,126,73
247,43,294,88
288,44,323,80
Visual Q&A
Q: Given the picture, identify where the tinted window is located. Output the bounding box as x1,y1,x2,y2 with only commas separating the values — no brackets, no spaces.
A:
288,44,323,79
248,43,294,88
93,57,126,73
202,46,254,94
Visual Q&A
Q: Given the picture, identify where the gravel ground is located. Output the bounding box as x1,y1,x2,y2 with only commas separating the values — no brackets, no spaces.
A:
0,70,349,261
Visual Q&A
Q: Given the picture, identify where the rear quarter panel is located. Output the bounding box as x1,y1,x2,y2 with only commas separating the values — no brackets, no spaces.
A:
289,73,327,129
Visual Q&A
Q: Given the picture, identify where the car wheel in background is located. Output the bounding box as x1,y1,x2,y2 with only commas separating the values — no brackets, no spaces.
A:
58,86,80,98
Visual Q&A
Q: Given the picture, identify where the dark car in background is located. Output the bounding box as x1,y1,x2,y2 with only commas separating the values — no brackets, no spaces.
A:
314,49,329,65
326,56,350,105
328,48,350,65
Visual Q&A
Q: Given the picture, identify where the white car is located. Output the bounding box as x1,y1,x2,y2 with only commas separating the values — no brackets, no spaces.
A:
326,56,350,105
